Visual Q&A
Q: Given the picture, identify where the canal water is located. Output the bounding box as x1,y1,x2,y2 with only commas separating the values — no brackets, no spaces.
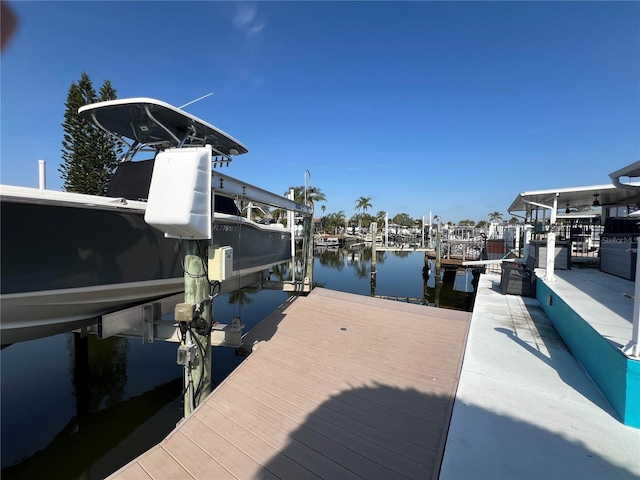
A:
1,246,477,479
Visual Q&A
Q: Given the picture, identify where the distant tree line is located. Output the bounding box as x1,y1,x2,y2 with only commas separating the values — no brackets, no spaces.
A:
269,189,519,234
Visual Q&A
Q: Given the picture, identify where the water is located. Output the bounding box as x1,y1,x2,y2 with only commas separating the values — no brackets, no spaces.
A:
1,246,476,479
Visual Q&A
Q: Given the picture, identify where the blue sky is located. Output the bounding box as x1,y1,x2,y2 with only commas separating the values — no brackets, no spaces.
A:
1,1,638,223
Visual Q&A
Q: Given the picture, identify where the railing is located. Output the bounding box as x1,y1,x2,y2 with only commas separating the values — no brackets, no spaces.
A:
533,224,603,263
441,239,485,261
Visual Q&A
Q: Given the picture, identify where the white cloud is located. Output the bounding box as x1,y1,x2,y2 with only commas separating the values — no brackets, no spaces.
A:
233,2,265,37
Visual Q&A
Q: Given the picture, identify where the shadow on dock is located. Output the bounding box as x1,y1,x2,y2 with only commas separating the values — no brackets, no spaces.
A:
254,383,636,480
238,295,298,355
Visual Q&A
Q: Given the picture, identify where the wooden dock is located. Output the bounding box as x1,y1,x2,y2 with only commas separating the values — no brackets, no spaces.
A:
108,288,471,480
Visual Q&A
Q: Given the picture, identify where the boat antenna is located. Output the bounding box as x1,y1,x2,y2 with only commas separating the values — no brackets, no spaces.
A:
179,92,214,109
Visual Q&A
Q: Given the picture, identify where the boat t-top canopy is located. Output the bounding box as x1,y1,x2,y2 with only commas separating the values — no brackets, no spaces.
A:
78,97,248,162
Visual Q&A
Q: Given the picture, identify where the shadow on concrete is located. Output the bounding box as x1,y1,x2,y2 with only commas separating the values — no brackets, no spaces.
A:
489,278,504,294
494,296,616,416
544,269,634,324
485,276,616,415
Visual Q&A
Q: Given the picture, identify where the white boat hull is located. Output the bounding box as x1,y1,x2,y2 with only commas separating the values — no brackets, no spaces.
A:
1,278,184,345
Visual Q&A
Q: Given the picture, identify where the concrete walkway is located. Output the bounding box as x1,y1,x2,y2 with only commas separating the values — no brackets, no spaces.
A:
440,272,640,479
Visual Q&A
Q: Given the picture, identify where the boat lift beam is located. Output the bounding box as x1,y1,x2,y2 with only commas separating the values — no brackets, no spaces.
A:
212,171,313,216
91,267,288,343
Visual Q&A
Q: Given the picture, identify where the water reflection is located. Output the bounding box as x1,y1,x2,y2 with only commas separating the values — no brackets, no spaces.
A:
2,377,181,480
1,333,183,479
314,245,478,312
68,335,129,415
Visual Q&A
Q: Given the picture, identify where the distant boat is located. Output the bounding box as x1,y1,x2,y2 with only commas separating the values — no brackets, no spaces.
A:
1,98,295,345
315,235,344,247
363,233,383,243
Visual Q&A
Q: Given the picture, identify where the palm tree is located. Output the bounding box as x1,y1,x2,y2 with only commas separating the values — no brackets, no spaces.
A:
325,210,346,234
488,211,503,223
227,288,254,306
307,187,326,210
285,186,304,203
285,185,327,210
271,208,285,225
320,205,327,233
355,196,372,230
355,196,373,215
336,210,346,234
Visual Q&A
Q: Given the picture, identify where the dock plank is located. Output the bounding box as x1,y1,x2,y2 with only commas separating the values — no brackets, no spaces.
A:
210,387,362,480
180,416,280,480
109,462,152,480
163,431,236,480
108,287,470,480
224,370,433,474
257,346,455,402
257,328,463,386
137,447,193,479
197,402,323,480
219,376,440,453
237,357,448,426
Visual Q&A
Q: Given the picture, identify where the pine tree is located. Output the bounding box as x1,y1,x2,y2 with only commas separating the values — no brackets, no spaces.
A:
59,72,120,194
95,80,122,192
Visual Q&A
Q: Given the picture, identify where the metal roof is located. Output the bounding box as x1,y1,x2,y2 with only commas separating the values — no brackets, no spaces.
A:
508,161,640,213
610,160,640,180
508,183,640,213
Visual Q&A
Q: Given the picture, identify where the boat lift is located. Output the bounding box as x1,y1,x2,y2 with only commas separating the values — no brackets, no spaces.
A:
83,159,315,416
73,98,317,416
87,165,314,344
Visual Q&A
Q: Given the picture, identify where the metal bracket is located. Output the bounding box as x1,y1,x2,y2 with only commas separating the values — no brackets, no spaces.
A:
142,302,161,344
96,293,184,340
211,317,244,347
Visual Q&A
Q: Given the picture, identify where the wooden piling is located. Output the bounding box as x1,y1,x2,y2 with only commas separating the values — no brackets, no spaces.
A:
183,240,212,417
370,222,377,295
304,214,314,291
435,222,442,269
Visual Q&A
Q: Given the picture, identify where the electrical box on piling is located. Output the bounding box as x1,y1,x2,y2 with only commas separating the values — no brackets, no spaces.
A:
208,246,233,281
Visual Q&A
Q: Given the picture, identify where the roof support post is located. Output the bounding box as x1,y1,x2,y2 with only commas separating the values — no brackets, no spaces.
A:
523,193,559,281
623,236,640,357
549,193,558,224
288,189,295,284
544,233,556,282
523,224,533,260
544,194,558,282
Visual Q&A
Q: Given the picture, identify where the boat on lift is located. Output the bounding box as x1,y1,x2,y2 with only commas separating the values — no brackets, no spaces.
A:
1,97,303,345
